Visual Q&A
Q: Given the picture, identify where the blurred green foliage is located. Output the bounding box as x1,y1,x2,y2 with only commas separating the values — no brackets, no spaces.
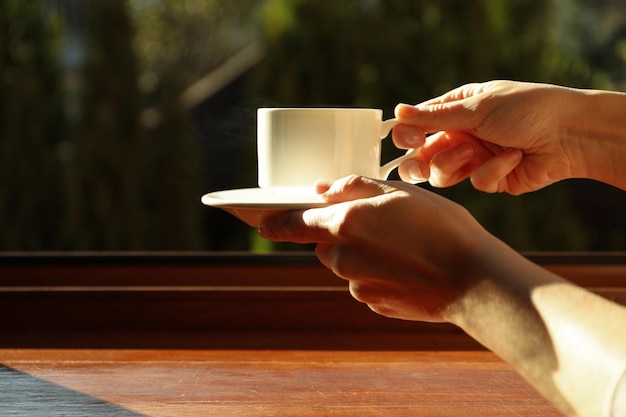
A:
250,0,623,251
255,0,556,107
1,0,204,250
0,1,66,249
0,0,624,251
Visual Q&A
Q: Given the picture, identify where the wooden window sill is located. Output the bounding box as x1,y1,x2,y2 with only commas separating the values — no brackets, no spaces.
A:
1,252,623,416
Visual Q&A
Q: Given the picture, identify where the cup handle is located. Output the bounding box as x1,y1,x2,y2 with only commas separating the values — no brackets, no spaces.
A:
378,118,422,181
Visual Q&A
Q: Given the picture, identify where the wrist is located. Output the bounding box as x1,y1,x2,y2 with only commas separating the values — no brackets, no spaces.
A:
442,236,524,327
565,88,626,190
442,237,563,345
443,240,576,413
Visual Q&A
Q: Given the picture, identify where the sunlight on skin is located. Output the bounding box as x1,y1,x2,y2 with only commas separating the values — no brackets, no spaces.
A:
393,82,626,194
531,283,626,417
260,176,626,417
425,233,626,417
452,252,626,417
260,79,626,416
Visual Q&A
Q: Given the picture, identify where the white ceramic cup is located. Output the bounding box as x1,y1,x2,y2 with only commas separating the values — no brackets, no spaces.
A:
257,108,417,194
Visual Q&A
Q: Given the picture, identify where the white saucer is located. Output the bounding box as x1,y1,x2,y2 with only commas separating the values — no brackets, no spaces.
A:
201,188,328,227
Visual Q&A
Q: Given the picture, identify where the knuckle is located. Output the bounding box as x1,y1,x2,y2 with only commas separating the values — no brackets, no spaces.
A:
427,167,446,188
470,175,497,193
338,174,364,193
348,282,395,318
327,244,356,279
348,281,371,303
368,304,396,318
330,203,367,241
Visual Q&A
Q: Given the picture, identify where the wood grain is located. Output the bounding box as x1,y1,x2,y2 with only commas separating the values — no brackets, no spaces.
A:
0,346,562,417
0,253,622,416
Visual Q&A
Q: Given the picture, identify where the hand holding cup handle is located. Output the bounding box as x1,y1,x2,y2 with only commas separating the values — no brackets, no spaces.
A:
379,118,422,182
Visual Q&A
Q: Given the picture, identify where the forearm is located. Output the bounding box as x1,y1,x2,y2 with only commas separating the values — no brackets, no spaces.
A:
567,88,626,190
531,278,626,417
447,240,626,417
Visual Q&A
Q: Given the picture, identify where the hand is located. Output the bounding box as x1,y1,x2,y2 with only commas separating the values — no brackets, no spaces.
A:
258,174,626,417
392,80,584,195
258,175,498,323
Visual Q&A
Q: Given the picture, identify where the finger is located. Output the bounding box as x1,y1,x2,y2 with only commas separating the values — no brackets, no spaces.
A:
315,242,379,283
314,242,335,270
258,207,337,243
259,176,393,243
315,242,401,287
314,243,439,320
313,179,333,194
396,131,482,185
470,148,524,193
319,175,390,204
395,95,483,133
347,280,403,319
419,130,478,161
396,131,465,183
428,142,478,187
392,123,426,149
398,158,430,183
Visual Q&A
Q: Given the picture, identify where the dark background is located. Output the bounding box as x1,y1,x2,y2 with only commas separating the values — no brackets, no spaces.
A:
1,0,625,252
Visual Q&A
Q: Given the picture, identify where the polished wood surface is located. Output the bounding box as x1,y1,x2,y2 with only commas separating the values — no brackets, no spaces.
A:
1,253,624,416
1,336,562,417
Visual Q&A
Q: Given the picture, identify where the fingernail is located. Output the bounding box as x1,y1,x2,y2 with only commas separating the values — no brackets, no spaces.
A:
395,103,423,120
406,159,427,182
395,103,413,115
406,131,424,147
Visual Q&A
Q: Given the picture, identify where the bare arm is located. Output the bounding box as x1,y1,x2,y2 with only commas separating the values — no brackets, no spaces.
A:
259,175,626,417
448,236,626,417
570,89,626,190
393,81,626,193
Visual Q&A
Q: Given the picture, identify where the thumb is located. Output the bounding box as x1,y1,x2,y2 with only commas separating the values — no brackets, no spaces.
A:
395,101,482,134
395,83,487,132
258,175,389,243
318,175,392,204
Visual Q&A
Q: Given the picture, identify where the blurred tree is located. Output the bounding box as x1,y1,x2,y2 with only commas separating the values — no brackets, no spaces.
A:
249,0,607,250
130,0,265,250
61,0,205,250
0,0,208,250
131,0,260,101
552,0,626,90
0,0,66,250
0,0,623,251
253,0,564,109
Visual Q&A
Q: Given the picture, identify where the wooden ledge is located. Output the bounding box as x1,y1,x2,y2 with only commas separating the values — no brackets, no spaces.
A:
0,252,624,349
0,253,619,416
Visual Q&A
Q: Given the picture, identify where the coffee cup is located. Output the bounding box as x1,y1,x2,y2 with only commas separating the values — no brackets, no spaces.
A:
257,108,416,194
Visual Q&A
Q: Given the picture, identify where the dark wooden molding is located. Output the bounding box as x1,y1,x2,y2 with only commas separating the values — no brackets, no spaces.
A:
0,252,624,349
